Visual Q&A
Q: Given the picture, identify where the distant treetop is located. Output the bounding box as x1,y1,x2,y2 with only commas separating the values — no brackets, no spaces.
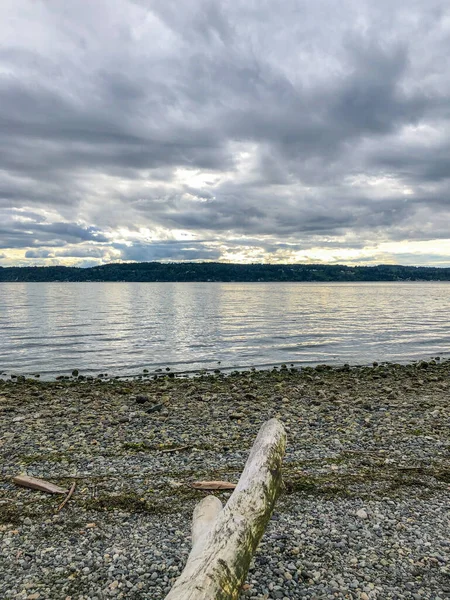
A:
1,262,449,282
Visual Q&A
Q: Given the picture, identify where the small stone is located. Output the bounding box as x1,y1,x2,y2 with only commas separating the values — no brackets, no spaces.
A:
356,509,368,520
147,403,163,414
135,395,149,404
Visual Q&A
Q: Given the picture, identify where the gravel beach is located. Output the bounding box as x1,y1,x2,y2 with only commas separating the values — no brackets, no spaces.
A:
1,361,449,600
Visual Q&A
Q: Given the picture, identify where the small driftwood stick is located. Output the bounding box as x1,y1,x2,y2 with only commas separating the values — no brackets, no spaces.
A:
165,418,286,600
57,481,76,512
159,446,190,454
190,481,236,490
12,475,67,495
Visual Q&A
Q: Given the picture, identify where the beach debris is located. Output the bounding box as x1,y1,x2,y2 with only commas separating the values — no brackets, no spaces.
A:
167,419,286,599
191,480,237,490
168,479,183,488
57,481,77,512
12,475,67,495
159,445,190,453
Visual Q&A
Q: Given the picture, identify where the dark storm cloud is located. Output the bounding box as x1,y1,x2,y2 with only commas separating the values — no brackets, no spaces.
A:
370,139,450,187
128,185,414,237
0,211,109,249
25,249,54,259
40,223,108,243
53,247,110,258
1,0,450,264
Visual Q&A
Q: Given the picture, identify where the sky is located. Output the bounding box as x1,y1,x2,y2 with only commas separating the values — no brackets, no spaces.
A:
1,0,450,268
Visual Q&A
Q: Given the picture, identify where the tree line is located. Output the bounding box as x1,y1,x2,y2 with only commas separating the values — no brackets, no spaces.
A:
1,262,450,282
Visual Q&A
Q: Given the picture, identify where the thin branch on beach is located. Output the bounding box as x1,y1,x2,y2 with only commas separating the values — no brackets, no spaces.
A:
57,481,77,512
159,446,190,453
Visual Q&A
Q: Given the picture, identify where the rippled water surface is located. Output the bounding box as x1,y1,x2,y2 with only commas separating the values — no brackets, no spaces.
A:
0,282,449,377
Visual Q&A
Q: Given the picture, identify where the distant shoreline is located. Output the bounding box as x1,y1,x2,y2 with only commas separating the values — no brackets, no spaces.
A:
2,279,450,284
1,261,450,282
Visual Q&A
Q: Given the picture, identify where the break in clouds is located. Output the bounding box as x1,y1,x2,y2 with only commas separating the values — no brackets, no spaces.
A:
1,0,450,267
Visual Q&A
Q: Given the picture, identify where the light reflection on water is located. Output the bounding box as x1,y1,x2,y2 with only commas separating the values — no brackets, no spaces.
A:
0,281,449,377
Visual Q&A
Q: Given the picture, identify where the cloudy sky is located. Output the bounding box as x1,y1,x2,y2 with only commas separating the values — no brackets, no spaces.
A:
1,0,450,267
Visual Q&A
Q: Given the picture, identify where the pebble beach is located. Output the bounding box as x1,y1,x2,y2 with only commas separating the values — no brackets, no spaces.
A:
1,360,449,600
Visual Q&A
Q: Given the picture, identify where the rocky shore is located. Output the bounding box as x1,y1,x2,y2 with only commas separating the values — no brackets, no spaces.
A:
1,360,449,600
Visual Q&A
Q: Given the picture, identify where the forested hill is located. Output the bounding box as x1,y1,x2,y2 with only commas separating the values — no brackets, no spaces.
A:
1,262,450,282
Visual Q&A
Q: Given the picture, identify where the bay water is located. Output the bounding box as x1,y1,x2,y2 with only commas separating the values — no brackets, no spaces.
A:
0,281,449,378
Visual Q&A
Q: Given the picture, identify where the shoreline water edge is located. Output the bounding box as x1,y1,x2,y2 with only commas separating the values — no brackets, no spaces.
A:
1,359,449,599
2,355,450,383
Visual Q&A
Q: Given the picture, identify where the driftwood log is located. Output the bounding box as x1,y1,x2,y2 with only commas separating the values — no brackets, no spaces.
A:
165,418,286,600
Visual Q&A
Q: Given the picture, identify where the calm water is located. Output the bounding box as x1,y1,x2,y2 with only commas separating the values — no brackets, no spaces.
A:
0,282,449,378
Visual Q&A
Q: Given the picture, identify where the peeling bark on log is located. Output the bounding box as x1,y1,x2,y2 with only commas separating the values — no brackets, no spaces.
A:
165,418,286,600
